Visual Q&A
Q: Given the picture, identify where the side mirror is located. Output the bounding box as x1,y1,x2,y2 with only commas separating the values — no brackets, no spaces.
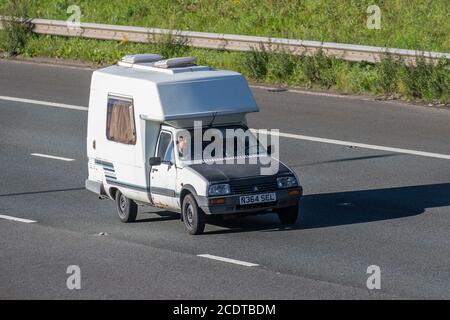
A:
267,145,274,156
149,157,162,166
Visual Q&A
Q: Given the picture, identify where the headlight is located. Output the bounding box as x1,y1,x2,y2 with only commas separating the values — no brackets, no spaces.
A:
208,184,231,196
277,176,298,189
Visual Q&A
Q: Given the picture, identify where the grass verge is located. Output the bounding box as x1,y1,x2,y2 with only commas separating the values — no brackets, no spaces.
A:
4,33,444,104
0,1,448,104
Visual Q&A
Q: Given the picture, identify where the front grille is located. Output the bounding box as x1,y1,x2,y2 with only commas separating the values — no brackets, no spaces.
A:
230,177,278,195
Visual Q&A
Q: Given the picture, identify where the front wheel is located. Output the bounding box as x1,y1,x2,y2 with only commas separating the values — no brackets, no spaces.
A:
182,194,205,235
278,204,299,225
115,190,138,223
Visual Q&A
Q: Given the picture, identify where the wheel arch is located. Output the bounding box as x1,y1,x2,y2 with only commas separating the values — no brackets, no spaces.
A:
108,187,119,200
179,184,199,221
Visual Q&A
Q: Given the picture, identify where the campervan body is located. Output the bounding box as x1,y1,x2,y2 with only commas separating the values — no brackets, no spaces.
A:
86,54,303,234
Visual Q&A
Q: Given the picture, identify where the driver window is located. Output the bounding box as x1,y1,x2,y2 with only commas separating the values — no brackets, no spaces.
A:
164,142,175,163
157,132,174,163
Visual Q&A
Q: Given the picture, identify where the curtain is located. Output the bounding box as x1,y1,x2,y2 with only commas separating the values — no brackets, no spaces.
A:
107,98,136,144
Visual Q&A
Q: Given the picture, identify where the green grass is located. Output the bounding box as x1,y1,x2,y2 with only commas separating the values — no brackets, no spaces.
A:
0,0,30,56
1,0,448,52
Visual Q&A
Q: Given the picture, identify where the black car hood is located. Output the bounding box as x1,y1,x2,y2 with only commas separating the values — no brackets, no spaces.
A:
188,157,291,182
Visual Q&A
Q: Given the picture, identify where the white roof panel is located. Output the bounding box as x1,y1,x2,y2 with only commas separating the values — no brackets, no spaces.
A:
93,64,258,122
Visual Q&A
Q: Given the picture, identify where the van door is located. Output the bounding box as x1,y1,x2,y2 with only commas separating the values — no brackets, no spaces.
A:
151,131,178,209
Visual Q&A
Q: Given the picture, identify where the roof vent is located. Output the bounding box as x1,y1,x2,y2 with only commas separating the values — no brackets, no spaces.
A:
121,54,164,64
154,57,196,69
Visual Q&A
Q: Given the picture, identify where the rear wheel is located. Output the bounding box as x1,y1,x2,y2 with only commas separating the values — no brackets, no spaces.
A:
115,191,138,223
278,204,299,225
182,194,205,235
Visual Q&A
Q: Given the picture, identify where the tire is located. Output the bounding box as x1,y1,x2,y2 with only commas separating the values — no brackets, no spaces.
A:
115,190,138,223
182,194,205,235
278,204,299,225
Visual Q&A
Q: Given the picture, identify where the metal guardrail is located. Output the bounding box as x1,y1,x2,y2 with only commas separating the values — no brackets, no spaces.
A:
1,17,449,64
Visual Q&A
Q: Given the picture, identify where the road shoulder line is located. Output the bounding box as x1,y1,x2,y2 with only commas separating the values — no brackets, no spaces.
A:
0,95,88,111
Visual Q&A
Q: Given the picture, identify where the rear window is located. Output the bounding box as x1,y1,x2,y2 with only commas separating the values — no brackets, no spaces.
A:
106,96,136,145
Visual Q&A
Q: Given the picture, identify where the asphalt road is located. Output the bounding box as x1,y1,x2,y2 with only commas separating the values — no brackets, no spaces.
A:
0,59,449,299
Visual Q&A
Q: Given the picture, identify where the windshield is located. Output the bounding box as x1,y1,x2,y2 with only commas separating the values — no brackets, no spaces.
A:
175,125,266,163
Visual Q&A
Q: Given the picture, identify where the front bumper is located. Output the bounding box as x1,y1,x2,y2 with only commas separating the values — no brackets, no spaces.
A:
198,187,303,215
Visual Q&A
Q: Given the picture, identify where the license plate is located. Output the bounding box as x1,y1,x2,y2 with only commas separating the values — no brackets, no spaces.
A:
239,193,276,205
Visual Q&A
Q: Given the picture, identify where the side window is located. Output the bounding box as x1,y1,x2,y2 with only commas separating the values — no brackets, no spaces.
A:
106,96,136,145
157,132,174,163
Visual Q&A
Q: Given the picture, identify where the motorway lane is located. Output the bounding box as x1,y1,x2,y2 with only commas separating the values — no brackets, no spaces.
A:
2,59,450,155
1,222,392,300
0,60,92,107
250,90,450,156
1,60,450,299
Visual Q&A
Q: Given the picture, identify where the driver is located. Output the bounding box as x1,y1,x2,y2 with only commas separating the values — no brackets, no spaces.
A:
177,135,187,158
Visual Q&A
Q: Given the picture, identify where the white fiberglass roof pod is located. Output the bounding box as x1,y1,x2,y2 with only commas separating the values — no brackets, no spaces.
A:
90,55,259,125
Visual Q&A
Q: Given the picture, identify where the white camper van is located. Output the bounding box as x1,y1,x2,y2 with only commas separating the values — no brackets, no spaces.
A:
86,54,302,235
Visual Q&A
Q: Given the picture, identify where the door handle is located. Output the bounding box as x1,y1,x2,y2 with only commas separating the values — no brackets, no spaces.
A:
152,168,159,173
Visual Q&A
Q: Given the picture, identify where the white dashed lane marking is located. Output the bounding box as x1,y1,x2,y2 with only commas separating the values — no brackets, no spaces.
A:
31,153,75,162
0,215,36,224
198,254,259,267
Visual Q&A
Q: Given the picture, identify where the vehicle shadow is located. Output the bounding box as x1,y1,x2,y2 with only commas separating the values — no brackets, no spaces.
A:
295,153,399,167
203,183,450,235
0,187,85,197
134,210,180,223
